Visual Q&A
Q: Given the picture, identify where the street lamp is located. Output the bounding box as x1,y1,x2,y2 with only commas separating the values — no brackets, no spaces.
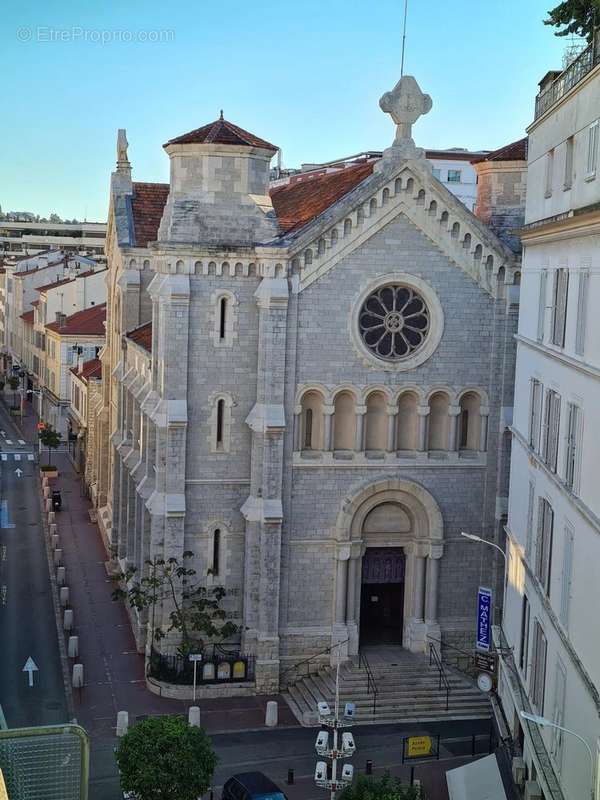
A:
520,711,595,799
461,531,507,566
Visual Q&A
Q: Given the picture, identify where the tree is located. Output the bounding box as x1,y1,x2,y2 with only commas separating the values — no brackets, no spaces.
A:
116,715,218,800
38,424,61,465
339,774,421,800
544,0,600,42
113,552,238,657
7,376,19,409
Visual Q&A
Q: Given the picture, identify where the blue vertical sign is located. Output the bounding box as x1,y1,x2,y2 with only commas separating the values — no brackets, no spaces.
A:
476,587,492,652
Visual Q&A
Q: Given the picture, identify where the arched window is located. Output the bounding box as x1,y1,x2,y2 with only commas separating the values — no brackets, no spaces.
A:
344,218,352,236
318,238,326,256
369,198,377,215
463,233,472,250
357,207,365,225
451,222,460,239
497,266,506,299
365,392,387,451
394,177,402,193
440,210,449,226
212,395,232,453
212,528,221,576
428,200,437,217
331,229,338,246
459,392,482,451
397,392,418,451
417,189,425,205
382,188,390,205
474,244,483,262
333,392,356,451
428,392,450,451
219,297,227,340
300,391,324,450
304,249,313,266
514,271,521,286
405,178,414,194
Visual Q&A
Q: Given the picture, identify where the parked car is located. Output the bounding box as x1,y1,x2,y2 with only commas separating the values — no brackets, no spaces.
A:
222,771,288,800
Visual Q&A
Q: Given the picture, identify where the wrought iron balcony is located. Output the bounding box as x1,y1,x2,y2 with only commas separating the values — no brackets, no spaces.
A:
535,28,600,120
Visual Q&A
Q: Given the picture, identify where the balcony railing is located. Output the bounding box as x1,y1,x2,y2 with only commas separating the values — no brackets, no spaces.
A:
535,28,600,119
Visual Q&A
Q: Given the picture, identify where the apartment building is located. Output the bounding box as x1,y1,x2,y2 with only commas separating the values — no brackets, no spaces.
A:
499,30,600,800
0,220,106,259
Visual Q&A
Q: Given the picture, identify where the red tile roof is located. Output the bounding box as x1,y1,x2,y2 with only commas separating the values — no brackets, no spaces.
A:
471,137,528,163
131,182,170,247
165,116,277,151
36,277,74,293
270,161,375,234
20,310,34,323
127,321,152,353
46,303,106,336
70,358,102,381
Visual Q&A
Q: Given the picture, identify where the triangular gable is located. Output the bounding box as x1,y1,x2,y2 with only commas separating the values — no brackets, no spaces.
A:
286,157,519,297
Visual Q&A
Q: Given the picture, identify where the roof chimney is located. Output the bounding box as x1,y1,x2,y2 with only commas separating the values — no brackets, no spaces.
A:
55,312,67,328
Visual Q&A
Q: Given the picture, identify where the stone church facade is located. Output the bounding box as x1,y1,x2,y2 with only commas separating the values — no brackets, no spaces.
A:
95,76,520,693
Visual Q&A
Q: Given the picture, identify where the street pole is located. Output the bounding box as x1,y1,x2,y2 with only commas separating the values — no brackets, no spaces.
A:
461,532,508,628
193,659,197,704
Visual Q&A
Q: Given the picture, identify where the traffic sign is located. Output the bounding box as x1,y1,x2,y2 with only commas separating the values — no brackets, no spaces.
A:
407,735,432,758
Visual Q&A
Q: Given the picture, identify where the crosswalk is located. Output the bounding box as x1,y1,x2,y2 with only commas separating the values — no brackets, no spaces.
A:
0,453,34,461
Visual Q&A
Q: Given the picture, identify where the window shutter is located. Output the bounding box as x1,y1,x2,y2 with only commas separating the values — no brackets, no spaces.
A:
559,270,569,347
575,270,589,356
551,661,567,765
541,390,552,462
526,482,535,560
550,393,561,472
544,504,555,596
560,527,574,628
538,271,547,341
573,407,583,495
551,271,560,344
535,499,545,581
587,122,599,175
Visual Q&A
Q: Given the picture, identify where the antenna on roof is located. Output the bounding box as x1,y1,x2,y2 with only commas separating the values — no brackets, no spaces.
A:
219,109,224,121
400,0,409,77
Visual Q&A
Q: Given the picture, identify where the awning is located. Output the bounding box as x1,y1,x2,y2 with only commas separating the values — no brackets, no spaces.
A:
446,754,508,800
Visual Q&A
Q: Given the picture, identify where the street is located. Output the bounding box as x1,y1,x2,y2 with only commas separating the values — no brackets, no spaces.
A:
0,400,68,728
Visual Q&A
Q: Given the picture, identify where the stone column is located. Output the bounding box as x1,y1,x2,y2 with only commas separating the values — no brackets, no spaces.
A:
334,556,348,624
323,405,334,451
346,541,362,655
404,542,430,653
293,406,301,451
331,544,350,663
386,406,398,452
413,555,426,621
424,544,443,643
417,406,429,452
479,406,489,452
448,406,461,452
355,405,366,452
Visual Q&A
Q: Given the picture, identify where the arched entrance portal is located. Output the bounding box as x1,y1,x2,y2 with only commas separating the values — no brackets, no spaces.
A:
332,479,444,657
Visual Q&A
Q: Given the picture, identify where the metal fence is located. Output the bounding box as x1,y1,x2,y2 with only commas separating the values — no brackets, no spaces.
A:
0,724,89,800
149,646,254,686
535,29,600,119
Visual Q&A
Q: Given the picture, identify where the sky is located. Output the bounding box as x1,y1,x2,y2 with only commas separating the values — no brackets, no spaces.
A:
0,0,571,222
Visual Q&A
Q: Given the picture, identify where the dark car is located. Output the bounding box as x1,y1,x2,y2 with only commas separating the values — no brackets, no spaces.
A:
221,771,288,800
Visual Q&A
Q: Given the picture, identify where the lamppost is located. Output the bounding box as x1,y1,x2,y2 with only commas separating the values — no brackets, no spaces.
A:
461,531,508,627
520,711,595,800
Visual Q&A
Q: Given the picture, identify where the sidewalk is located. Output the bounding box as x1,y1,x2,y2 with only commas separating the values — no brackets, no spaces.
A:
13,404,298,798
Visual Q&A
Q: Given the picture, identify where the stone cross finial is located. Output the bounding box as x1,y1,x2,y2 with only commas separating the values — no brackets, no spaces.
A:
116,128,130,171
379,75,432,145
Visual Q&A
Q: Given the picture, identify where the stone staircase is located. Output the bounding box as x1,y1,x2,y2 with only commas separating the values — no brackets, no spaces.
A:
282,646,491,726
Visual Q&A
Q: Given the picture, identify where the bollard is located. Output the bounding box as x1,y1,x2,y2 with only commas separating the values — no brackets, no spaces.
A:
265,700,278,728
48,511,55,524
116,710,129,737
51,535,59,550
63,608,73,632
45,499,52,513
68,636,79,659
366,760,373,775
54,548,63,566
287,769,294,785
43,486,51,499
72,663,84,689
60,586,69,608
56,566,66,586
188,706,201,727
49,523,57,537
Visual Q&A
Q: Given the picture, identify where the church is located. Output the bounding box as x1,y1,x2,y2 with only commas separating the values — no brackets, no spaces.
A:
95,75,521,693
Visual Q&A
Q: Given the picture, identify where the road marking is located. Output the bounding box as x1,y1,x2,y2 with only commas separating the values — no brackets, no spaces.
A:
0,586,5,606
0,455,5,462
27,454,34,461
13,454,20,461
0,501,14,529
5,441,12,445
18,440,25,445
22,657,38,687
0,431,5,437
14,469,22,478
1,545,6,561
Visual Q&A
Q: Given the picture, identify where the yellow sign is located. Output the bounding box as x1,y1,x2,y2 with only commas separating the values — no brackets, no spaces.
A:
0,768,8,800
407,735,432,758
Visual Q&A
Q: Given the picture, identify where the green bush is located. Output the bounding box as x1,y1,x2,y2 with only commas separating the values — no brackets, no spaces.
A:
116,715,218,800
339,773,422,800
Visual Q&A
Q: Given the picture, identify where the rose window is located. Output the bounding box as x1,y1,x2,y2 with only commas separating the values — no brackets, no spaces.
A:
358,284,430,361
